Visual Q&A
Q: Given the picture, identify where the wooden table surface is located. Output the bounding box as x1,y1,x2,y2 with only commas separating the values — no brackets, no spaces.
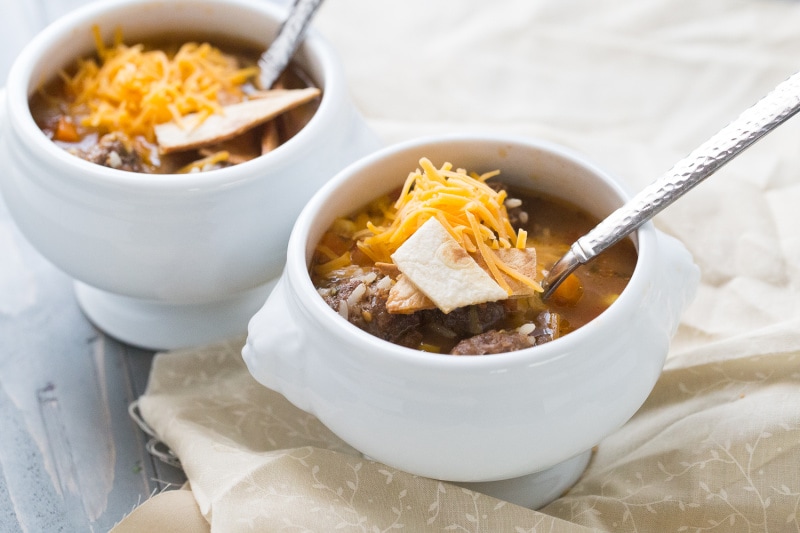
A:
0,192,186,531
0,1,282,529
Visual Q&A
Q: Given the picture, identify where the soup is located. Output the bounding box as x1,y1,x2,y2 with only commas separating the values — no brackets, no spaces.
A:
29,29,320,174
310,158,637,355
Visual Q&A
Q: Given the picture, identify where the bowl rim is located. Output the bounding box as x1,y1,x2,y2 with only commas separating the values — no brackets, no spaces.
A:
284,133,658,371
4,0,345,192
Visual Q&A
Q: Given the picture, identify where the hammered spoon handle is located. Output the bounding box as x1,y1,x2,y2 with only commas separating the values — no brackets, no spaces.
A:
542,70,800,299
259,0,325,89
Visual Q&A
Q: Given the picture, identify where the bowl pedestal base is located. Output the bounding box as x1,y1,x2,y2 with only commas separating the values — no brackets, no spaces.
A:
455,449,592,509
74,279,277,351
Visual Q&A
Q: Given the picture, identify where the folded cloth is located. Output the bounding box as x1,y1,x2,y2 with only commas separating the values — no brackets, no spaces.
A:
110,485,209,533
116,337,597,532
112,0,800,530
113,335,800,532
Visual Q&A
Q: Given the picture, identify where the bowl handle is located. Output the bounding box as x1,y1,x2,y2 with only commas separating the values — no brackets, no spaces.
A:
241,273,313,413
652,229,700,335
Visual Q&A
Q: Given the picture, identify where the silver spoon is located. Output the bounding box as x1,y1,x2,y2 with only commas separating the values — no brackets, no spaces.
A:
541,70,800,300
258,0,325,89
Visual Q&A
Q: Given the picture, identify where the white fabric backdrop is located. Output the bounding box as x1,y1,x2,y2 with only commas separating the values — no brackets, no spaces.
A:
311,0,800,365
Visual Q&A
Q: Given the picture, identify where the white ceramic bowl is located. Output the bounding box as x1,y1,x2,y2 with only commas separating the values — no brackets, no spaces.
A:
0,0,380,349
243,134,700,508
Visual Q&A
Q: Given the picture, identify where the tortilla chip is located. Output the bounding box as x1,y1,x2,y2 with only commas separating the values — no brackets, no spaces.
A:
199,128,261,164
387,247,540,313
375,262,400,276
386,274,436,314
261,120,281,155
475,247,541,297
391,218,507,313
155,87,320,154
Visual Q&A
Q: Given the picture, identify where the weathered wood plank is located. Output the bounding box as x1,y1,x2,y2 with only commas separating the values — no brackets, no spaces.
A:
0,192,185,532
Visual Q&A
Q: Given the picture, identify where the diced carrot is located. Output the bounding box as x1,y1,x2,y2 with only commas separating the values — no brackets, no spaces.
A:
550,273,583,307
54,116,80,142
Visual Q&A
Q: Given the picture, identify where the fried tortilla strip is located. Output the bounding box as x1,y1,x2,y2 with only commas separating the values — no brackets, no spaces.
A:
375,262,400,276
155,87,321,154
378,261,437,313
199,128,262,164
391,218,507,314
387,244,540,314
386,274,436,314
261,119,281,154
387,247,540,313
475,247,541,297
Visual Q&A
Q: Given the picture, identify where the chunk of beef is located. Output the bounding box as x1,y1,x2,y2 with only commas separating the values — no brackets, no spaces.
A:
444,309,563,354
420,302,507,337
359,294,423,348
449,329,534,356
316,266,554,354
76,133,146,172
317,269,423,348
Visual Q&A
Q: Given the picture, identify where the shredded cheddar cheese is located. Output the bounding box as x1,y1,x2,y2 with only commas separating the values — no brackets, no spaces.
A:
351,158,540,294
315,251,352,276
63,25,259,142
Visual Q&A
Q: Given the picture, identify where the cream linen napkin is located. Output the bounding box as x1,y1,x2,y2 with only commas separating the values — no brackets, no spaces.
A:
113,0,800,531
116,338,598,532
115,339,800,532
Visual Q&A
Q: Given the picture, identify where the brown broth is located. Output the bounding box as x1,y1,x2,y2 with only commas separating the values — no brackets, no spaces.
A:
28,33,319,174
310,185,637,355
512,188,637,335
